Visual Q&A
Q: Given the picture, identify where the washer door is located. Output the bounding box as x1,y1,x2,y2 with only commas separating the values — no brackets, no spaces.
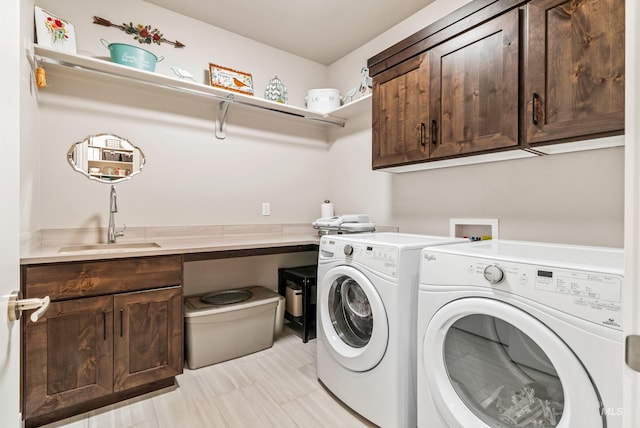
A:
423,298,603,428
319,265,388,372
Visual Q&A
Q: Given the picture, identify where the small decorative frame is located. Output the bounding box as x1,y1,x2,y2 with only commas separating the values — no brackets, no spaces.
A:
34,6,77,53
209,63,254,95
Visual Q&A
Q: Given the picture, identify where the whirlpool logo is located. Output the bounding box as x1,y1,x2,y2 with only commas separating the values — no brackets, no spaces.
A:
602,318,621,328
423,254,436,262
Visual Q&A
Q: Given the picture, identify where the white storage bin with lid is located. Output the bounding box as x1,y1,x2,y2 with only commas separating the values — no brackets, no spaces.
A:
184,285,284,369
306,88,341,113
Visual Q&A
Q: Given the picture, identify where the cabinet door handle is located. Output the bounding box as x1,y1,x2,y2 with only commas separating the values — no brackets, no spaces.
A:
532,92,538,125
420,123,426,147
120,308,124,337
103,312,107,340
431,120,438,145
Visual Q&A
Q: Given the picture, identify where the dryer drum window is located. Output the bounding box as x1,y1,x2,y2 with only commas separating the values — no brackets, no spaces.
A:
444,314,564,428
328,276,373,348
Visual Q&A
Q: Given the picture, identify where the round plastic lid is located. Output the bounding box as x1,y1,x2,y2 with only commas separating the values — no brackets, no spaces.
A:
200,289,253,305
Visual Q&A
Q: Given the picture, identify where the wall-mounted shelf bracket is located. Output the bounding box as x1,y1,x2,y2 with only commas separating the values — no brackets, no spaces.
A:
216,97,233,140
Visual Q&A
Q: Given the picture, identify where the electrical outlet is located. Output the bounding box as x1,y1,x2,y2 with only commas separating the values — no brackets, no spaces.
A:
262,202,270,216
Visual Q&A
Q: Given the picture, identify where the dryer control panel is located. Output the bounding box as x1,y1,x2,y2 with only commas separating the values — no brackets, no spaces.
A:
421,251,623,330
497,262,621,330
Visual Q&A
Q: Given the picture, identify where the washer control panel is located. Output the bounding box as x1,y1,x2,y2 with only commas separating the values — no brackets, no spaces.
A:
320,238,399,277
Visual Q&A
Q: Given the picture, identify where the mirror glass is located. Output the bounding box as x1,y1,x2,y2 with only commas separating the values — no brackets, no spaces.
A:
67,134,146,184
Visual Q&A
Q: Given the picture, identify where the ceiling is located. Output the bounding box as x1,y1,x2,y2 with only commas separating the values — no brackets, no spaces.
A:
143,0,433,65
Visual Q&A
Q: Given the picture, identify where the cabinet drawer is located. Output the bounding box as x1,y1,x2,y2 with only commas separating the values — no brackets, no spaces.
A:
23,255,183,300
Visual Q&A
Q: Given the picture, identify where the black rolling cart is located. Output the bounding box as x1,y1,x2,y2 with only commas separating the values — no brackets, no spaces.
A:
278,265,317,343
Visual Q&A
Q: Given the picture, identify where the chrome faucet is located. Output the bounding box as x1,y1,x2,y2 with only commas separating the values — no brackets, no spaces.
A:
108,185,126,243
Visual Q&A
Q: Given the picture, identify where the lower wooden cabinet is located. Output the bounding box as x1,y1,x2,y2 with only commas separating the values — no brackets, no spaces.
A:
24,296,114,420
113,287,183,391
22,256,183,427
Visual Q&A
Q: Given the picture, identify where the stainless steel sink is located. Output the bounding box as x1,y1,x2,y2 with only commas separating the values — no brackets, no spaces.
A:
58,242,161,253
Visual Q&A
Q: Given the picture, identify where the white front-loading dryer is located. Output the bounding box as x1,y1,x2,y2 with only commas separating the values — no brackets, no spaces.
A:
316,233,467,428
417,240,624,428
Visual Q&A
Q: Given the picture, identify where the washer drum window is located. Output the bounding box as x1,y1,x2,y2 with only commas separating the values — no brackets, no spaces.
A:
318,265,388,372
329,276,373,348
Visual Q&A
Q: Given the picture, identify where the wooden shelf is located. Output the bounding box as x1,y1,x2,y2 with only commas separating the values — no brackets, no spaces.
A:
33,45,371,134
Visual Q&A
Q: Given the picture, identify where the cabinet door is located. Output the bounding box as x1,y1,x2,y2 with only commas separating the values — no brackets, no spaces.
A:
429,9,520,159
372,52,430,169
525,0,624,145
113,286,183,391
23,296,113,419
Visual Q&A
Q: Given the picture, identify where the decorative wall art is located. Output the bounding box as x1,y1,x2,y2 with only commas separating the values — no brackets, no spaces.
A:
209,64,254,95
93,16,185,48
34,6,77,53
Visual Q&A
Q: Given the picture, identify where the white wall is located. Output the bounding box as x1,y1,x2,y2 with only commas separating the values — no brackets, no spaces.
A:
21,0,41,236
37,77,331,228
3,1,26,425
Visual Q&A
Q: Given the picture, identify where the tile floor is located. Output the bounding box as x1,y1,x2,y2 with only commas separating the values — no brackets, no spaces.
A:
40,326,377,428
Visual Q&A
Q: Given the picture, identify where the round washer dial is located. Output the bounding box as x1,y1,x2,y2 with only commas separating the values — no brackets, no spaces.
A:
483,265,505,284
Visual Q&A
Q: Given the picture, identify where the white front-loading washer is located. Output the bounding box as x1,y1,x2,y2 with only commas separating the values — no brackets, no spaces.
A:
416,240,624,428
316,232,468,428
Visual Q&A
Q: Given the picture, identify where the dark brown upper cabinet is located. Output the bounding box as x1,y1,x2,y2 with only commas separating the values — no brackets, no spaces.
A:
372,52,430,168
368,0,624,171
430,9,520,159
525,0,625,146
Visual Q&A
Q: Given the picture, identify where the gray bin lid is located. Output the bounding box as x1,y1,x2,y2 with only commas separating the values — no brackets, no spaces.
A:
185,286,283,317
200,289,252,305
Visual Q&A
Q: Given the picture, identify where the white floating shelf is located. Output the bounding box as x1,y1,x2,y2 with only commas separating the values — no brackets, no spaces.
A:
33,45,370,132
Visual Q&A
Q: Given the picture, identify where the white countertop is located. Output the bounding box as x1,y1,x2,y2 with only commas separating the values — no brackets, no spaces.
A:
20,224,321,264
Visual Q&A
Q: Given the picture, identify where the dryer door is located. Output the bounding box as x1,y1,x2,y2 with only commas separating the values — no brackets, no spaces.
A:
318,265,388,372
422,297,603,428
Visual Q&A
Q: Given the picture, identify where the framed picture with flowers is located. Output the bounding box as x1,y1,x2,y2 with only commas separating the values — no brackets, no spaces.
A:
209,63,254,96
34,6,77,53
